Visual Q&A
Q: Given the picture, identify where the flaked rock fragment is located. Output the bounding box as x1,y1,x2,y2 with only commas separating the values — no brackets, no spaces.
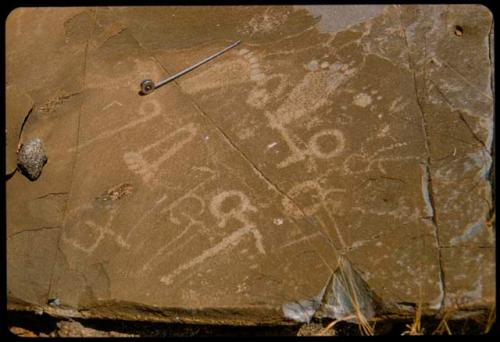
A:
321,257,379,323
17,138,48,181
283,256,380,333
282,293,325,323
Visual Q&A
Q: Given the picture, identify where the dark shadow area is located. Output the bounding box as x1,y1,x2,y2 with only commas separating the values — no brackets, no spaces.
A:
6,310,302,337
7,311,59,336
6,171,16,181
6,310,497,336
81,319,301,337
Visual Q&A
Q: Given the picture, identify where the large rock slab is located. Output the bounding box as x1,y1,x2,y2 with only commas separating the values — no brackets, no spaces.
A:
6,5,494,327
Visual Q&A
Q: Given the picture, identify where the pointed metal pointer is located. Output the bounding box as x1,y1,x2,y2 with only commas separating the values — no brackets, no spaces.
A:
140,40,241,95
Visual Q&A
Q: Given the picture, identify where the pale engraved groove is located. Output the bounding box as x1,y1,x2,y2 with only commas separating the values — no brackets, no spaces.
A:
69,99,162,152
160,190,265,286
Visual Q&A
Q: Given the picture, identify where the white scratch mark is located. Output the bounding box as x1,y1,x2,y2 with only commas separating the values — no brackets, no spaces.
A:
102,100,123,111
280,232,323,249
267,142,278,149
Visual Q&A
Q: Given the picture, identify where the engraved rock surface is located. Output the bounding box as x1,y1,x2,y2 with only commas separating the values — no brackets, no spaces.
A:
6,5,494,328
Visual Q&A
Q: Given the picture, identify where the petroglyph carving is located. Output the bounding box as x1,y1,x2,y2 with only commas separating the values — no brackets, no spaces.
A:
160,190,265,286
259,63,356,169
210,191,255,226
180,58,249,94
271,62,356,127
285,181,346,217
62,169,215,261
125,168,216,250
342,141,418,176
309,129,346,159
209,190,265,254
283,180,347,248
168,194,205,226
123,123,198,184
62,203,129,255
272,127,347,168
247,87,270,109
241,49,267,85
240,9,289,35
102,100,123,111
128,169,217,274
280,232,323,249
235,48,288,111
72,99,163,152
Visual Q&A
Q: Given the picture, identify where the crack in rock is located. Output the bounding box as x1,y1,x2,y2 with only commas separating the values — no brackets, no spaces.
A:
8,226,61,239
399,7,447,313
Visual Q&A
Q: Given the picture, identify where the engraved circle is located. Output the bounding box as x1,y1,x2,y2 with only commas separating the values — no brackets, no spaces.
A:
309,129,345,159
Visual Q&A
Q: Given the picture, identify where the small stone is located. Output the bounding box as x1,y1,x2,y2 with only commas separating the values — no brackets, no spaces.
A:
454,25,464,36
48,297,60,306
17,138,48,181
9,326,38,337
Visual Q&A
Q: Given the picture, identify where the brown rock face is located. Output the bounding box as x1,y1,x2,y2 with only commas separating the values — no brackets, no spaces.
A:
6,5,494,328
5,85,33,176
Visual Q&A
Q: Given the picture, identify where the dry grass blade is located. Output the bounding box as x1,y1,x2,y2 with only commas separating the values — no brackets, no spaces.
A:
401,304,423,335
433,316,452,335
484,304,496,334
319,315,356,336
336,256,375,336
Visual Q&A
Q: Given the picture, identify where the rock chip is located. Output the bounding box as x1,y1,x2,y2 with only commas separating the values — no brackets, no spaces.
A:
17,138,48,181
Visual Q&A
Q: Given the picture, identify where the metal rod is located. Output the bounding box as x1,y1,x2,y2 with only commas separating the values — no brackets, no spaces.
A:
155,40,241,89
